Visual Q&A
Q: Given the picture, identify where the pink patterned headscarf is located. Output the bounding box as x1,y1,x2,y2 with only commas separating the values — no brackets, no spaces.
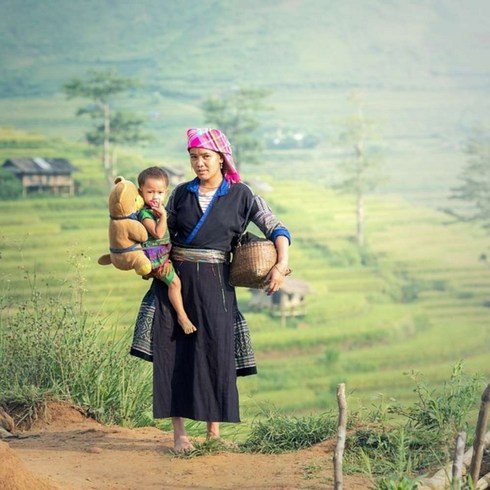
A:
186,128,241,183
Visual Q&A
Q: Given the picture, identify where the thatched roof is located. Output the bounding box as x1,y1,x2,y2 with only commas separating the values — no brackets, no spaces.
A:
278,277,313,295
2,158,77,175
161,166,185,177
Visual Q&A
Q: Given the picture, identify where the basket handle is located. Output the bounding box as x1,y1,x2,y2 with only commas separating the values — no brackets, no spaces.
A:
234,195,256,247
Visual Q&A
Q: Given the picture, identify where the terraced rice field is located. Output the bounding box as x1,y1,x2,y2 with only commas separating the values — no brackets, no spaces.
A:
1,179,489,418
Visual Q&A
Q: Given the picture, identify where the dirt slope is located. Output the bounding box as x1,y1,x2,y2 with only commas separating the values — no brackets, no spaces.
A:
1,402,371,490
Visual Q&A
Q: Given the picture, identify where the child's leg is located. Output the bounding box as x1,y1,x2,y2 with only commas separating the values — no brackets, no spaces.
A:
168,274,197,334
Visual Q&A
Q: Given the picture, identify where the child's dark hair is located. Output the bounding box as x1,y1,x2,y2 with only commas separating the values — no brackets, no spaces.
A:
138,166,170,188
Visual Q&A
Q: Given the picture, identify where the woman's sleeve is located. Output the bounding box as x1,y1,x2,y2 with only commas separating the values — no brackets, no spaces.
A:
250,194,291,244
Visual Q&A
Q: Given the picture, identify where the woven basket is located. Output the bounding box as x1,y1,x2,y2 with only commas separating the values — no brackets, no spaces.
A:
229,238,277,289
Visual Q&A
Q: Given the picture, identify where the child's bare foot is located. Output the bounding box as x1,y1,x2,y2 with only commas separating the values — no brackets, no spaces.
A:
178,316,197,334
173,435,195,453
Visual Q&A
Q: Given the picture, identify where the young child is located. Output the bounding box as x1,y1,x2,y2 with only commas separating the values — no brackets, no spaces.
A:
137,166,197,335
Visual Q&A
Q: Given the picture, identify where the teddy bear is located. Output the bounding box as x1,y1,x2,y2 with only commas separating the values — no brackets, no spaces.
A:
98,176,152,277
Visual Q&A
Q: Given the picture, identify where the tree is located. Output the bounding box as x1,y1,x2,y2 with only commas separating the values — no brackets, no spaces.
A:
0,168,22,200
447,129,490,229
336,94,386,247
85,110,152,176
64,69,147,187
201,87,271,170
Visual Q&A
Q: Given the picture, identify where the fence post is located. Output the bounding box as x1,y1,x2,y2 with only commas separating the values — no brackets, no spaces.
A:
451,431,466,490
333,383,347,490
469,383,490,485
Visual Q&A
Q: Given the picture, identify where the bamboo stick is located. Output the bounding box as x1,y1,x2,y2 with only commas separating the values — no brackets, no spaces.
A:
452,431,466,490
333,383,347,490
470,384,490,485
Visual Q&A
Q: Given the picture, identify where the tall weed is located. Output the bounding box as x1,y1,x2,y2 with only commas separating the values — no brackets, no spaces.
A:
398,362,482,432
0,269,152,427
345,363,483,480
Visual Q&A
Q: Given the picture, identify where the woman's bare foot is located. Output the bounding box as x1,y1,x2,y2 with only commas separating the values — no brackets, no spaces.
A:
206,421,220,440
173,435,195,453
178,316,197,334
206,425,238,450
172,417,194,452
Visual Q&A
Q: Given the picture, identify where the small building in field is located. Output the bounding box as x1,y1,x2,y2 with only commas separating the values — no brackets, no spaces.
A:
248,277,313,326
161,166,186,187
2,157,78,197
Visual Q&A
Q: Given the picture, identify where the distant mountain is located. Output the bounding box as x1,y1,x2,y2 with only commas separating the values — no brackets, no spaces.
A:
1,0,489,209
1,0,489,97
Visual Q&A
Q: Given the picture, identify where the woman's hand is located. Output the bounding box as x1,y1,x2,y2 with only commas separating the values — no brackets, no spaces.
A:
265,235,290,296
265,263,290,296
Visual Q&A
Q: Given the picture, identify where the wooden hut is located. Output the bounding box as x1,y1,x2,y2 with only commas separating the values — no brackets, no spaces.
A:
248,277,313,326
161,166,186,187
2,157,77,197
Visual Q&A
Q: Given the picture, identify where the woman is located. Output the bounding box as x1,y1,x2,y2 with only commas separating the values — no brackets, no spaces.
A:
153,128,291,452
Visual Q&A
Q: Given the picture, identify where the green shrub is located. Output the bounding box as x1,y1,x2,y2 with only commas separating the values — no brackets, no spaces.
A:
399,362,482,432
0,270,152,427
0,168,22,200
374,476,419,490
324,347,340,365
345,363,483,479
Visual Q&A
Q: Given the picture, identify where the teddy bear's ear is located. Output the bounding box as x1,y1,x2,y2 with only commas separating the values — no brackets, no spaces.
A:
113,176,124,185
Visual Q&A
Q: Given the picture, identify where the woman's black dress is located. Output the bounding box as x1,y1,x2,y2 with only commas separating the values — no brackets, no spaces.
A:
152,179,289,423
152,260,239,422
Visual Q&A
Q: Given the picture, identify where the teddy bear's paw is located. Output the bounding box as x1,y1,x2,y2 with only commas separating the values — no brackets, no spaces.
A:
98,254,112,266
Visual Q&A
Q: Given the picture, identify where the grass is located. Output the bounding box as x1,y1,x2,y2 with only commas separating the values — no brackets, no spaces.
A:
0,126,489,484
344,362,484,483
1,172,489,419
241,409,339,453
0,270,153,428
0,279,484,487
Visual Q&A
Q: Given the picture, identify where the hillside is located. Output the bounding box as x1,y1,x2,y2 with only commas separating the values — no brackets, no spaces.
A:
1,146,489,416
1,0,490,209
2,0,489,94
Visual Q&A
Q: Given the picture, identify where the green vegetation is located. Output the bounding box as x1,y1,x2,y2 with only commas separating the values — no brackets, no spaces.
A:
447,128,490,229
373,476,419,490
169,436,247,459
336,93,386,247
345,363,483,480
1,3,488,485
0,268,152,428
0,167,23,200
242,410,339,453
0,126,488,419
187,363,478,485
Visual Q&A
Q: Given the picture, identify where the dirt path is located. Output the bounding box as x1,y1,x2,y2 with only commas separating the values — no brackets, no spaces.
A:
1,402,371,489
